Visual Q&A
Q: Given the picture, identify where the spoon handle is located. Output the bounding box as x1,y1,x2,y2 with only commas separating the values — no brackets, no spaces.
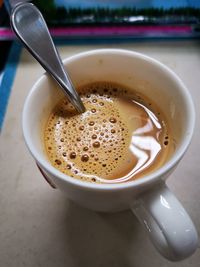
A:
10,2,85,113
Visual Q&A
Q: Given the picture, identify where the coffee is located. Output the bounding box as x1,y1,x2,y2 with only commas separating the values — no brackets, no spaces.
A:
44,82,173,183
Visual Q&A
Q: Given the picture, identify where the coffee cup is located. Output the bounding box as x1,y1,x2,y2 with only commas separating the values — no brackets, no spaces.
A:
22,49,198,261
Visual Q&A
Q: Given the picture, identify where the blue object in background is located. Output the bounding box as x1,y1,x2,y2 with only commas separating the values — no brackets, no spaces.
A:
55,0,200,9
0,42,21,131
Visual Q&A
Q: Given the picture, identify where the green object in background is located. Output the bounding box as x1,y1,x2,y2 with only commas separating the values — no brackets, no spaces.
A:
32,0,200,26
34,0,56,21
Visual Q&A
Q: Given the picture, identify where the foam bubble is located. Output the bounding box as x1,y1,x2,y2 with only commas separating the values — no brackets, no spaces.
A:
69,152,76,159
55,159,62,165
93,141,100,148
66,164,71,169
92,134,97,139
79,126,84,130
81,154,89,162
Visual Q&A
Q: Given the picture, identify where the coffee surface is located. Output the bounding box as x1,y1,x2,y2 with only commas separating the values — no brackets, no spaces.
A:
44,82,172,183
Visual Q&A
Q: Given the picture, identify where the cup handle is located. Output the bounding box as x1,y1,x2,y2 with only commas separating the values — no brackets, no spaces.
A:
131,182,199,261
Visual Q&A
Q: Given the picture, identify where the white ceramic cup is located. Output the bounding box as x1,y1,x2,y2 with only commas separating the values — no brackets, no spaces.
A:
23,49,198,261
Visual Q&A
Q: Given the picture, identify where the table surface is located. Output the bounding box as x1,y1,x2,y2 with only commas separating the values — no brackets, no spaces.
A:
0,40,200,267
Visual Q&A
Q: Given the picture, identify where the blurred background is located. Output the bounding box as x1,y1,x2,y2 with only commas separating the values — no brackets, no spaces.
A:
1,0,200,77
0,0,199,130
1,0,200,39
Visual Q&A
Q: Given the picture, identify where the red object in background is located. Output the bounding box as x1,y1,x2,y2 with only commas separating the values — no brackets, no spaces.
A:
36,163,57,189
0,24,193,40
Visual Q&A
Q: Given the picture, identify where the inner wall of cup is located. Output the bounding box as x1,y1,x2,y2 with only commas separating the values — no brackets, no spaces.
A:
28,51,191,165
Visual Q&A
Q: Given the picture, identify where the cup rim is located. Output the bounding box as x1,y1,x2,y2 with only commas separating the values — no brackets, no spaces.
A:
22,48,195,191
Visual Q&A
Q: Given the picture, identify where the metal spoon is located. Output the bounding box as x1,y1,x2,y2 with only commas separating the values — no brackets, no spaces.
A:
10,2,85,113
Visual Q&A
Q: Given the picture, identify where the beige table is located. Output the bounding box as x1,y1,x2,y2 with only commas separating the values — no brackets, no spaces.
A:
0,41,200,267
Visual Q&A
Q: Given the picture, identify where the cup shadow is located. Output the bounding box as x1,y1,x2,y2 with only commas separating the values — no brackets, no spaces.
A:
61,200,147,267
